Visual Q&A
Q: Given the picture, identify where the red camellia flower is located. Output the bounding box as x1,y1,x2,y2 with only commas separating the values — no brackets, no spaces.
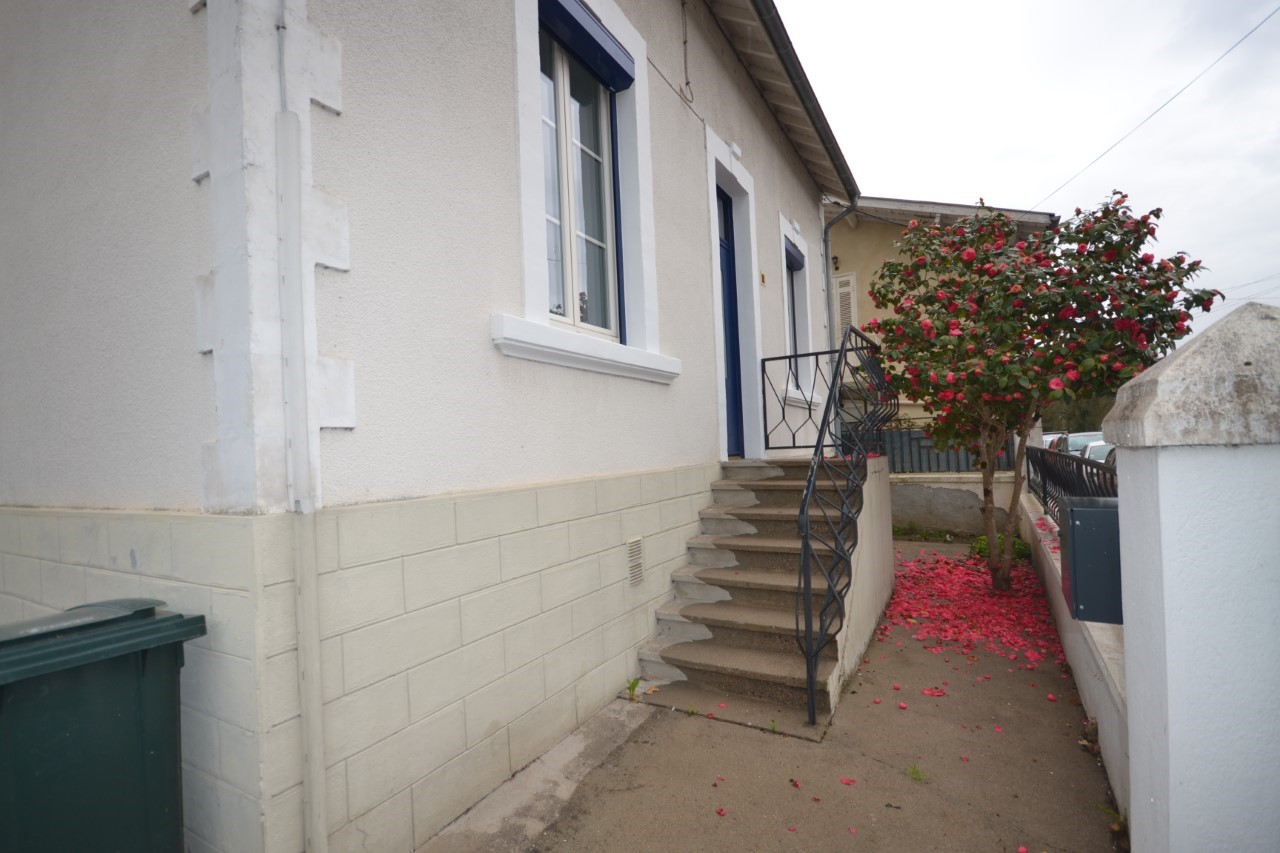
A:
1077,243,1088,254
961,248,976,262
1066,368,1081,382
1049,377,1065,390
917,256,928,266
1141,252,1155,264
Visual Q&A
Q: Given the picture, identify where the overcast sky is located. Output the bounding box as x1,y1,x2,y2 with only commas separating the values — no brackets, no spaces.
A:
774,0,1280,335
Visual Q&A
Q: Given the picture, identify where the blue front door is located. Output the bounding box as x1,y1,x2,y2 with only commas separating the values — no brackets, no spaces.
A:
717,189,744,458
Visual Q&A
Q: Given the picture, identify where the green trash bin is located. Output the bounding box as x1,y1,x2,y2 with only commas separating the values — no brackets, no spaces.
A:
0,598,207,853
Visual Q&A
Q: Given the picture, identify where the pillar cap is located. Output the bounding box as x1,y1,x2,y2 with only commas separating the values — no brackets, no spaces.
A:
1103,302,1280,448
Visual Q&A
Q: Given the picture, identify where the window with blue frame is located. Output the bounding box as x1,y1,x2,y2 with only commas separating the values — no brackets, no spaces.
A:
785,237,805,385
538,0,634,340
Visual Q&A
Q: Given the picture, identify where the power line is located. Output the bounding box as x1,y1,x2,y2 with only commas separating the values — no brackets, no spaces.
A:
1029,3,1280,210
1228,270,1280,295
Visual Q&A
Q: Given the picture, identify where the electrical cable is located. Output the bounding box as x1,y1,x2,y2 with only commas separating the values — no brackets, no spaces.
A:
1028,2,1280,210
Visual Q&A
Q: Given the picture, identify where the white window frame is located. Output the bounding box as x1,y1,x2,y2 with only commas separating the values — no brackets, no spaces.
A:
541,35,620,339
779,215,814,400
495,0,680,384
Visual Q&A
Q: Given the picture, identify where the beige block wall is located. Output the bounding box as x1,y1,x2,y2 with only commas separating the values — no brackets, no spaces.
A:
0,506,293,853
285,461,718,850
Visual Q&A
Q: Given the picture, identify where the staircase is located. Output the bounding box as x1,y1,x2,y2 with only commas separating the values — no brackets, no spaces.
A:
639,457,846,718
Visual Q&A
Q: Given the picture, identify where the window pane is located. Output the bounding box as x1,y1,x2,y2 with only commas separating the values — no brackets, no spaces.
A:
539,33,556,120
578,238,611,330
567,55,603,157
547,221,565,316
542,122,561,222
574,148,606,242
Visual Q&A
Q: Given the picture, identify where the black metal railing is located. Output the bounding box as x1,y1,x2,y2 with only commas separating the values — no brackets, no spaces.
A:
1025,445,1117,520
881,428,1017,474
762,328,897,723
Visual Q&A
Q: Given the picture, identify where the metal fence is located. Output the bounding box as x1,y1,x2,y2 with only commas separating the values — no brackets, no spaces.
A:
1025,445,1118,520
881,429,1017,474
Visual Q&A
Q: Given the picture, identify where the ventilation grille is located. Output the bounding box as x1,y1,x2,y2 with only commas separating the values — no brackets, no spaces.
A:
626,538,645,585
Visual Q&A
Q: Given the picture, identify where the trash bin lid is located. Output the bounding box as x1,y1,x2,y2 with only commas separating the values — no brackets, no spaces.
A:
0,598,207,685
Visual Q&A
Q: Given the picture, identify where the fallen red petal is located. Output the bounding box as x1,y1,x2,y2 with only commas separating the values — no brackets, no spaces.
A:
960,755,970,762
787,826,797,832
1047,694,1057,702
849,827,857,835
839,777,856,786
873,698,882,704
716,808,726,816
898,702,907,710
994,725,1004,733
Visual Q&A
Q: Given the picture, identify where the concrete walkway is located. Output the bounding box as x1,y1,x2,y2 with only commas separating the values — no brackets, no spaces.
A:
425,543,1117,852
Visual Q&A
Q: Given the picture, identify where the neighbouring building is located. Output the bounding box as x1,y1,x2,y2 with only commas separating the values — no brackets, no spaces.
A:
0,0,873,850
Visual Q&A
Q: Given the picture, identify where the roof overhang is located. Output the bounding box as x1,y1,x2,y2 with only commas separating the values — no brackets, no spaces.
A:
849,194,1059,230
845,196,1060,238
705,0,859,205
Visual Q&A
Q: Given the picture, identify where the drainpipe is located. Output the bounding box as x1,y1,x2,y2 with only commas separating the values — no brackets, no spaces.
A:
823,201,857,350
275,3,329,851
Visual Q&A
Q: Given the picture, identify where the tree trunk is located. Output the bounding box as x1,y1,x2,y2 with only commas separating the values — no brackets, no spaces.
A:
978,427,1010,590
996,415,1036,584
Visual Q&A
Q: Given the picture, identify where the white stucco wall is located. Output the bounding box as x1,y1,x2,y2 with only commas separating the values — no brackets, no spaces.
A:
0,0,214,510
308,0,829,505
1116,444,1280,851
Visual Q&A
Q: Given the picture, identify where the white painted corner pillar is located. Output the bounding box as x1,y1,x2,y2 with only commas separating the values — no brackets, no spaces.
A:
1103,302,1280,852
195,0,349,513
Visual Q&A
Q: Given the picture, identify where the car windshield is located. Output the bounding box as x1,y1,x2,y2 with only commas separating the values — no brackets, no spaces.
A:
1087,443,1114,461
1068,432,1103,451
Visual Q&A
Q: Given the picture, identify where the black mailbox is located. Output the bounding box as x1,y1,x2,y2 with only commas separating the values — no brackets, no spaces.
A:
1058,496,1123,625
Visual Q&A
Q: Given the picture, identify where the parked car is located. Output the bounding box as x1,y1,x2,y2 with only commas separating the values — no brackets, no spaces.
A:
1104,446,1117,467
1084,440,1115,462
1050,431,1103,455
1042,431,1065,448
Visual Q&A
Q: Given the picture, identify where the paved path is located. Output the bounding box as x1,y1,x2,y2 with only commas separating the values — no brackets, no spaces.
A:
428,543,1117,852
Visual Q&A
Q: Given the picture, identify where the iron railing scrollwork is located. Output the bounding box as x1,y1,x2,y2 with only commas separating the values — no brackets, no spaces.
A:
761,327,898,724
1025,445,1117,520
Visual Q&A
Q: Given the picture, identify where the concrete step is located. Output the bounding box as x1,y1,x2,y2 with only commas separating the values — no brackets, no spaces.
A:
699,505,800,538
623,680,828,741
655,598,837,658
639,638,835,714
686,532,847,573
672,563,828,611
711,478,851,509
720,457,813,481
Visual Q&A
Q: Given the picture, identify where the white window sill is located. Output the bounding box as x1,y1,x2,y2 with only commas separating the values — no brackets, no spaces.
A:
785,386,820,409
492,313,681,384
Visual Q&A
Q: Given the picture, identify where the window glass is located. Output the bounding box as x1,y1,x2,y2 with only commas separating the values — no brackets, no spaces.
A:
540,33,567,317
541,31,616,336
579,238,610,326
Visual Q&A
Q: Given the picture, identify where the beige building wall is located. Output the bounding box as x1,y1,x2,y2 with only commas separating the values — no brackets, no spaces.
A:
1,0,848,849
310,0,830,506
0,0,215,511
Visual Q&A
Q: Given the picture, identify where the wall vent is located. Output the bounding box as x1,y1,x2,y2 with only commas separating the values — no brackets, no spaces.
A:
626,538,645,585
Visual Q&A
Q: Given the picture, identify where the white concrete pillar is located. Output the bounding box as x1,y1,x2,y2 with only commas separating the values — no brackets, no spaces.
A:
1103,303,1280,852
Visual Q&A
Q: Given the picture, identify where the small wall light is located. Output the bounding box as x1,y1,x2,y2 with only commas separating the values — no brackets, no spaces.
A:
832,255,840,271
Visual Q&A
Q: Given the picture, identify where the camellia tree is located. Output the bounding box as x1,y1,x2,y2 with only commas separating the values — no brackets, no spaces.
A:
865,192,1221,589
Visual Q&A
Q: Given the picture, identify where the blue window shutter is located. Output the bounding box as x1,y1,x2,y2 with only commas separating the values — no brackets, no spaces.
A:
784,238,805,272
539,0,635,92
